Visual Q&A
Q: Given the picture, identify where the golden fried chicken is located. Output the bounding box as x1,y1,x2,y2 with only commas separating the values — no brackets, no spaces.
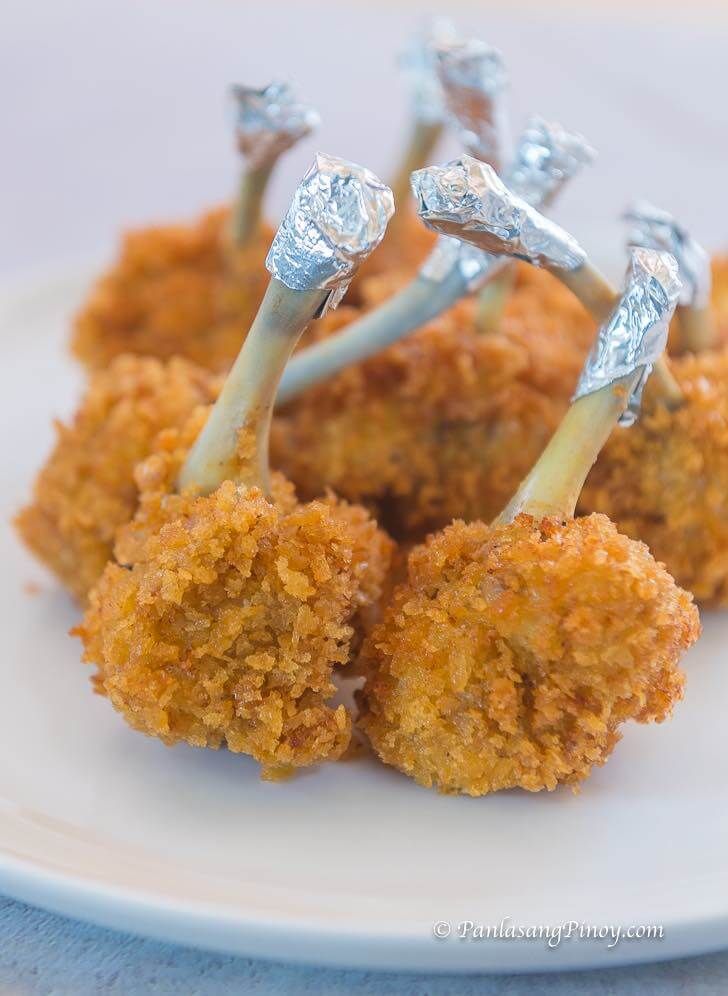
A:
16,354,220,602
358,245,699,794
77,151,397,778
358,514,698,795
581,348,728,606
71,209,273,372
78,409,392,778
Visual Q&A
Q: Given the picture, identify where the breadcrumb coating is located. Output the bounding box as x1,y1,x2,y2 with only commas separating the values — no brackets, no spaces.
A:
580,349,728,606
272,265,595,537
71,208,273,372
358,514,699,796
16,355,220,602
78,411,393,778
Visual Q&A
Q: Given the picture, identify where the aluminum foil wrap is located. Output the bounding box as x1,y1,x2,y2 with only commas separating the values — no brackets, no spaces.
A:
624,200,711,309
231,81,320,170
398,18,457,125
418,120,594,287
266,152,394,313
508,116,595,209
435,37,509,169
573,248,681,425
413,154,586,271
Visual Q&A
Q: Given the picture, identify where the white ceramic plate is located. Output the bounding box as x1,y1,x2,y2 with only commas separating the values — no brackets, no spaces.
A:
1,267,728,974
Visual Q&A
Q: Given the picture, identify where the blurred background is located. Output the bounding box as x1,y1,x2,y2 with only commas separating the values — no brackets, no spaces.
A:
2,0,727,279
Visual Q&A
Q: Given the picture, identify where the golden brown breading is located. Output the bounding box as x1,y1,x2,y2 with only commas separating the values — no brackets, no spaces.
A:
358,514,699,796
272,265,595,537
71,208,272,372
78,412,394,779
15,355,220,602
580,348,728,606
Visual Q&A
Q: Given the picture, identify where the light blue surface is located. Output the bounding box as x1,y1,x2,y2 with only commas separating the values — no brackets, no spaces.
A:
0,896,725,995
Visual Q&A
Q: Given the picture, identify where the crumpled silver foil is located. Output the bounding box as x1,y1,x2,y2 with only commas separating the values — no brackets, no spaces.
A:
266,152,394,312
413,154,586,271
435,37,509,169
573,248,681,424
509,116,595,209
624,200,711,309
398,18,457,125
231,81,320,171
418,119,594,287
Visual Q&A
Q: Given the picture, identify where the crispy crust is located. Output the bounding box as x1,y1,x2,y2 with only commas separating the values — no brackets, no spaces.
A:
580,348,728,606
71,208,273,372
358,514,699,796
77,412,394,778
15,355,220,602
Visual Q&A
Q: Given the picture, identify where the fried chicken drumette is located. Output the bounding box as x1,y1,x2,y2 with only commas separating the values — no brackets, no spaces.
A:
72,209,273,372
272,264,594,535
358,247,699,795
79,153,396,777
16,354,220,602
577,205,728,605
358,513,697,795
581,348,728,605
81,414,391,777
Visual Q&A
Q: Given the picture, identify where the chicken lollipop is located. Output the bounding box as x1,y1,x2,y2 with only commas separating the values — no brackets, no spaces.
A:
580,204,728,604
72,82,319,372
358,248,699,796
78,154,395,778
272,121,595,536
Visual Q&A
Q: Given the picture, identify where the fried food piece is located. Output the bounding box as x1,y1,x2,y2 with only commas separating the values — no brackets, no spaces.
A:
272,265,595,537
358,514,699,795
78,412,393,778
580,348,728,606
71,208,273,372
15,355,220,602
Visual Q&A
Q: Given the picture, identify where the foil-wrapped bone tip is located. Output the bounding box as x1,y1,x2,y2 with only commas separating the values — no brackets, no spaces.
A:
412,154,586,271
266,152,395,306
508,116,596,207
624,199,711,308
434,37,507,95
398,18,458,125
573,247,681,422
434,37,509,167
231,81,320,169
